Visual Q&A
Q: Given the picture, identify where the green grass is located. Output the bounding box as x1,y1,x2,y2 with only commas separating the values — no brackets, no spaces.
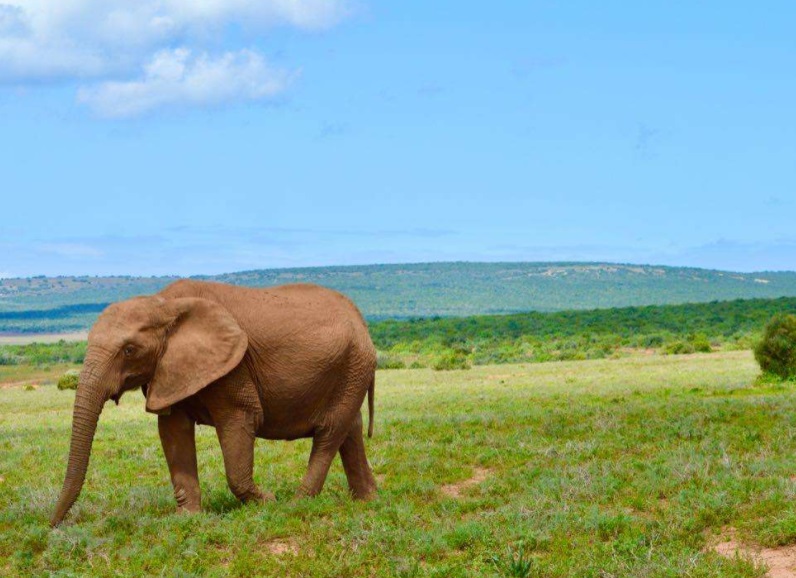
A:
1,351,795,576
0,362,80,388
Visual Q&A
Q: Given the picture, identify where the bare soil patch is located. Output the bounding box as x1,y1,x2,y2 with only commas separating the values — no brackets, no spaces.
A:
713,528,796,577
441,467,491,498
264,538,299,556
0,381,41,390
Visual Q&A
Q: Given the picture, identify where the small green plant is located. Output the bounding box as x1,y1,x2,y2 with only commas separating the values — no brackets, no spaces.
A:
755,314,796,380
57,369,80,391
490,544,536,578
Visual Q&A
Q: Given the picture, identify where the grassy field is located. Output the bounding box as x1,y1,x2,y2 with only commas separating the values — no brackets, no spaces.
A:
0,362,80,390
2,352,796,576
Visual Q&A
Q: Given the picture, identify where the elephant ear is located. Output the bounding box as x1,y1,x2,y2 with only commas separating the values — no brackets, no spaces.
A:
146,297,248,413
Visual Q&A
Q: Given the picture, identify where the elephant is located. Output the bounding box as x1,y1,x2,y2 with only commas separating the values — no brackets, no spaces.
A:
50,279,377,527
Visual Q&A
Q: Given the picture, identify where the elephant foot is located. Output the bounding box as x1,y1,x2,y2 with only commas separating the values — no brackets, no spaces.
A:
236,487,274,504
251,489,275,503
293,485,319,500
351,485,377,501
174,487,201,514
176,503,201,515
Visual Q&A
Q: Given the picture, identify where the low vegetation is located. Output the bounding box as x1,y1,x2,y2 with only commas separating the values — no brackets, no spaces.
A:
2,352,795,576
0,341,86,367
373,297,796,369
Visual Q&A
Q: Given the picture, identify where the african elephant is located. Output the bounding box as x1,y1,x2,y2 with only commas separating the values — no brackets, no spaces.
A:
51,280,377,527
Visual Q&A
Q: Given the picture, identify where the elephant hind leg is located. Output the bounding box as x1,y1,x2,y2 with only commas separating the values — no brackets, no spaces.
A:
339,413,377,500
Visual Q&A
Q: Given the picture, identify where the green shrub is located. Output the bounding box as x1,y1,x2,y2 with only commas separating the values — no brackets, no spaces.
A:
641,334,665,348
376,352,406,370
754,314,796,380
663,341,695,355
57,369,80,391
432,349,471,371
690,333,712,353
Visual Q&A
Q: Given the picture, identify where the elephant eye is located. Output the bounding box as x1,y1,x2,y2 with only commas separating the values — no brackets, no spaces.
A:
123,345,136,357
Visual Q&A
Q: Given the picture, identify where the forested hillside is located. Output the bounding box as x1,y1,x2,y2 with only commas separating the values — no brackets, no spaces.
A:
4,296,795,369
2,262,796,333
371,296,796,368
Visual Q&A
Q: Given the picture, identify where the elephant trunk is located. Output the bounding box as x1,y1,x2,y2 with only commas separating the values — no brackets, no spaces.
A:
50,370,108,527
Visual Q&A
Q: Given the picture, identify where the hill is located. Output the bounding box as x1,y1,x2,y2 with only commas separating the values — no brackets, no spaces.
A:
2,262,796,333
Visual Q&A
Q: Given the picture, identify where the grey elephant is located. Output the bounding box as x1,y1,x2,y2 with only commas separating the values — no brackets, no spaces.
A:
51,280,377,527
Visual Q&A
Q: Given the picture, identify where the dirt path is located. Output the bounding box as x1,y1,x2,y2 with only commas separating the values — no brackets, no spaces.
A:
441,467,491,498
713,528,796,577
0,381,41,390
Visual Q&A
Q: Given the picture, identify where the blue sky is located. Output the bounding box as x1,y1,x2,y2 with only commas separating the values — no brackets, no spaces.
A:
1,1,794,277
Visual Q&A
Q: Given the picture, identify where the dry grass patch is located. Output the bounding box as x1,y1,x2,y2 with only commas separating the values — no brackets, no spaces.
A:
264,538,299,556
440,467,491,499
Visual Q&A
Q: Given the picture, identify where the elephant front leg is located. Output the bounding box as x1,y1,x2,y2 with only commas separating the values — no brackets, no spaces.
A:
215,414,274,504
158,409,201,513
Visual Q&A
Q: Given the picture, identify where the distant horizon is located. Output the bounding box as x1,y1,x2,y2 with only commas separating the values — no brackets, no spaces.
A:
2,259,796,282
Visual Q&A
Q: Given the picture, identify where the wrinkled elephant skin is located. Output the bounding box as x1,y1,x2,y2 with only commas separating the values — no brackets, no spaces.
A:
51,280,377,527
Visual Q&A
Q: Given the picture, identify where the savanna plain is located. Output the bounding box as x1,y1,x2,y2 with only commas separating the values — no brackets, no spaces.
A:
2,351,796,577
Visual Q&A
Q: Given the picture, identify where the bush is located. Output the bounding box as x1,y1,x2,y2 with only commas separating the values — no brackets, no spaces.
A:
432,349,471,371
691,333,712,353
376,352,406,370
663,341,694,355
641,334,665,348
0,351,19,365
755,314,796,380
57,370,80,391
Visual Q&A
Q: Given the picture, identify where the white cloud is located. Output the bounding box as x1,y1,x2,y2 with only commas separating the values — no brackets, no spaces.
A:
78,48,294,118
0,0,349,114
38,242,104,258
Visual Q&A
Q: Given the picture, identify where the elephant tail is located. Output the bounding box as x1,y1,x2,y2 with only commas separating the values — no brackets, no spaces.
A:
367,376,375,438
